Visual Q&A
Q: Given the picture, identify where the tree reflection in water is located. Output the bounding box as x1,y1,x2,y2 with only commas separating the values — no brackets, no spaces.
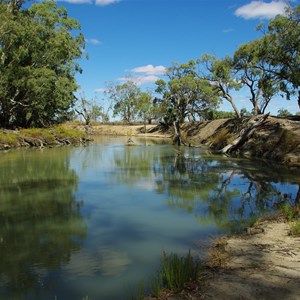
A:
110,142,300,233
0,149,86,299
156,148,300,232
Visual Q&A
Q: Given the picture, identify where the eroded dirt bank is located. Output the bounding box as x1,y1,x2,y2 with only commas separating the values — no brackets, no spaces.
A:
69,115,300,168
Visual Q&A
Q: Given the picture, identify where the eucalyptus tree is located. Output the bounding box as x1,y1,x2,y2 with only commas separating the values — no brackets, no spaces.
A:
106,80,142,124
137,91,154,132
155,61,219,145
257,4,300,105
0,0,85,128
233,40,279,115
75,93,107,125
199,54,242,118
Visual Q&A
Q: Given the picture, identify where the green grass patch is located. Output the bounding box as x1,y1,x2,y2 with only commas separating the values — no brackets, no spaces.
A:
20,128,56,143
131,250,201,299
0,126,86,149
0,131,19,146
277,202,300,236
290,220,300,236
150,250,201,297
50,125,86,139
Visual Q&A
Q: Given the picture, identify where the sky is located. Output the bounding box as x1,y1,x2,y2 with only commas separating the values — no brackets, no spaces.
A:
56,0,299,116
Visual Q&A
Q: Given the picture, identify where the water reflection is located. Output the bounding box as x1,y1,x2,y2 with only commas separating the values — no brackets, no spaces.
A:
0,138,299,299
109,143,300,233
0,149,86,299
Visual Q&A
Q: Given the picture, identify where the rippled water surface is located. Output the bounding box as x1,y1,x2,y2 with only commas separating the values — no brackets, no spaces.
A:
0,136,299,299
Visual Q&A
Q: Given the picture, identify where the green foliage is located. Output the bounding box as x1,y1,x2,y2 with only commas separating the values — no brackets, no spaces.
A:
130,281,145,300
50,125,86,139
257,5,300,97
0,131,19,146
19,128,57,144
155,61,219,124
106,80,142,123
0,0,85,128
0,126,85,148
279,203,300,235
204,110,236,120
290,220,300,236
75,93,108,124
240,108,252,117
282,204,296,221
199,54,242,118
277,108,291,117
152,250,200,295
233,40,280,115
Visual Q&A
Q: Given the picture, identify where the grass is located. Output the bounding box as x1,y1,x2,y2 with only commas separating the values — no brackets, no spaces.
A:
20,128,56,143
279,203,300,236
133,250,201,299
0,125,86,149
290,220,300,236
208,127,236,149
205,237,230,269
0,131,19,146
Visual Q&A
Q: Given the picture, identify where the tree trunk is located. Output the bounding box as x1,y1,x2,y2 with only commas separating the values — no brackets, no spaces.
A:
227,96,241,118
173,120,181,146
220,113,269,154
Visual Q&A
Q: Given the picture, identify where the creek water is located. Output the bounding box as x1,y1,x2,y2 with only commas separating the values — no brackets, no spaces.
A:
0,136,299,300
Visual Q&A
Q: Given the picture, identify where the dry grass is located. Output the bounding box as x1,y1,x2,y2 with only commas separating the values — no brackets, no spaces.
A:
207,128,236,149
205,237,231,269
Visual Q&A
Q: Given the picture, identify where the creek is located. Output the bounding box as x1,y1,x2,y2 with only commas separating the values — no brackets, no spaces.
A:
0,136,299,299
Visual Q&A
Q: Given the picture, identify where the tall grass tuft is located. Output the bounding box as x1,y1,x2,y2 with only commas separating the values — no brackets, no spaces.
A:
290,220,300,236
155,250,200,294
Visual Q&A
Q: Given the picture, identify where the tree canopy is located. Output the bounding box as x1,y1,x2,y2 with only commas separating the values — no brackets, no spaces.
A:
0,0,85,128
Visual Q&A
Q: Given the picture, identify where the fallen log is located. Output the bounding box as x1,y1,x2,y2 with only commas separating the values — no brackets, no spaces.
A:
220,113,270,154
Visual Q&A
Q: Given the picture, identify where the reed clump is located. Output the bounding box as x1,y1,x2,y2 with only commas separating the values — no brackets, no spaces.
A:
141,250,201,298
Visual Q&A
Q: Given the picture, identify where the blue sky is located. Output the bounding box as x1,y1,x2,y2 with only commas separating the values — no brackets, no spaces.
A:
57,0,299,116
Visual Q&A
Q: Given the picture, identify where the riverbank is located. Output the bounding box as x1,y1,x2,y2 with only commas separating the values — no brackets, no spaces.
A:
0,125,90,150
2,116,300,169
68,115,300,168
200,217,300,300
143,216,300,300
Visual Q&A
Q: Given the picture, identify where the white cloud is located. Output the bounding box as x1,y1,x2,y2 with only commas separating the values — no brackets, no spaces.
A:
235,1,287,20
118,75,160,86
130,64,167,76
86,38,102,45
95,0,120,6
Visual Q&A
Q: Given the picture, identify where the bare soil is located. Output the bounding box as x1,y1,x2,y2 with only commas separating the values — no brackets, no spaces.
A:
200,219,300,300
